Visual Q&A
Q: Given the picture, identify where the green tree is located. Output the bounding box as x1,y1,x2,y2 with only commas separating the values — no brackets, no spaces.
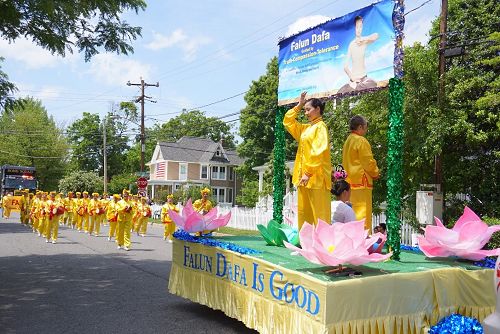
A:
428,0,499,217
58,170,103,193
0,0,146,61
0,58,16,108
151,110,236,149
66,108,131,178
107,172,137,195
0,97,68,189
235,179,260,207
0,0,146,104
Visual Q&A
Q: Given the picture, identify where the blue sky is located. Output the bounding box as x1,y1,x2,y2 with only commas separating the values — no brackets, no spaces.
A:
0,0,440,142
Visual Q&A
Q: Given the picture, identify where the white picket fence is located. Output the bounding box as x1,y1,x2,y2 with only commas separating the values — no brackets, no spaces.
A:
152,196,420,246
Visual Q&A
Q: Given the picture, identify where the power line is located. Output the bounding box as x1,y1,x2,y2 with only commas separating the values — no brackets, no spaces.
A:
405,0,433,16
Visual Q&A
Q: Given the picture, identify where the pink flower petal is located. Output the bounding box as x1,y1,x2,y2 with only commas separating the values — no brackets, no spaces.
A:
418,235,452,258
454,248,500,261
452,206,482,231
205,211,231,230
168,209,185,228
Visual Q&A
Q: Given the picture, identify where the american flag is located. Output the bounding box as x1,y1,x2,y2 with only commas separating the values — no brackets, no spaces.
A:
156,162,166,178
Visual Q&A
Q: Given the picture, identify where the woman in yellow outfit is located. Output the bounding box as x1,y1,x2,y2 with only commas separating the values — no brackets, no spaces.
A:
88,192,101,236
283,92,332,230
37,192,48,237
74,192,83,231
107,194,120,241
137,197,151,237
30,191,41,232
81,191,90,233
116,191,133,251
45,192,64,244
342,115,380,231
161,194,178,242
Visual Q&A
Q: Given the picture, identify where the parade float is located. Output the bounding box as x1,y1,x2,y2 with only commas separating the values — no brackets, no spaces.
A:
167,1,497,333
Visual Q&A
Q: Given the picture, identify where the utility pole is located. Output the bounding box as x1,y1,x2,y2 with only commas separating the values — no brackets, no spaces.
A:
127,78,159,174
103,116,108,194
435,0,448,192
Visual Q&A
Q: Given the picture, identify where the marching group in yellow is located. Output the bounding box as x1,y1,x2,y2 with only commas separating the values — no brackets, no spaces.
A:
2,187,215,250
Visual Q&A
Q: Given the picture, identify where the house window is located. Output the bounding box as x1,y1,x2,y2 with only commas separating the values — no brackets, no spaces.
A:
227,188,233,204
179,163,187,181
174,184,182,191
200,165,208,179
216,149,221,156
211,166,226,180
213,187,225,203
228,167,234,181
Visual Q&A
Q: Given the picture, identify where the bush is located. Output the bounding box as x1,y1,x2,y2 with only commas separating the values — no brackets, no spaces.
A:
484,217,500,250
59,170,102,193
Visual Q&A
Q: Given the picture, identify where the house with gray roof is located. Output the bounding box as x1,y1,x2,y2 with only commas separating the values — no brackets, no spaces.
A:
147,136,244,205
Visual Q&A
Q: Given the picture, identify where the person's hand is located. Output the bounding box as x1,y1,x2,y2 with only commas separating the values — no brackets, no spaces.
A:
298,91,307,107
299,174,310,186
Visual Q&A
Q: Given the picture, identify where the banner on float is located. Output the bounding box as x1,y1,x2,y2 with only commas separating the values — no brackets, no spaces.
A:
278,0,395,106
2,196,22,210
172,240,328,322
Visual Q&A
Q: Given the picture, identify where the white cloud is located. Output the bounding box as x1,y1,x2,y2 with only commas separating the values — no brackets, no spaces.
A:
0,38,79,69
146,29,187,50
285,15,331,37
145,29,212,61
88,53,152,86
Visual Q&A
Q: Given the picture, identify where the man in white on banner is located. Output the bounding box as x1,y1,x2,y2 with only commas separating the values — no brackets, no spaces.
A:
338,15,379,94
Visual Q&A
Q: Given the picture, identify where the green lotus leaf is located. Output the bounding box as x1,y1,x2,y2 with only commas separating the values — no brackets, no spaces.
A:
279,225,300,246
257,224,276,246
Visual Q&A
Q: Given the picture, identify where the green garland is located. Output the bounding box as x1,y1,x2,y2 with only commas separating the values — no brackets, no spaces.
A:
386,78,405,260
272,106,286,224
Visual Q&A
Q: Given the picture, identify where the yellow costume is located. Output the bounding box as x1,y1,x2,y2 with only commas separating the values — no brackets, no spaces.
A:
45,193,63,243
63,193,74,228
284,105,332,230
88,193,101,235
106,195,120,241
81,192,90,233
116,194,133,250
2,194,12,218
19,191,28,224
342,132,380,231
137,199,151,236
161,196,178,241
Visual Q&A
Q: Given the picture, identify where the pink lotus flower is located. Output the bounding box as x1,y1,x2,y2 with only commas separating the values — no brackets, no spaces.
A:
284,219,392,266
418,207,500,261
168,199,231,233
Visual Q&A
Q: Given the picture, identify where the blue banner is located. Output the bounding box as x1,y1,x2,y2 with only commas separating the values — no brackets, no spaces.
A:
278,0,395,105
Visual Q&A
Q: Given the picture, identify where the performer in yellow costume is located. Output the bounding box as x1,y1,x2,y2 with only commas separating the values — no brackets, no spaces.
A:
98,193,108,227
63,192,74,228
284,92,332,230
193,188,213,214
107,194,120,241
19,190,28,225
37,192,48,237
30,191,41,232
81,191,90,233
116,191,133,251
74,192,83,231
193,188,214,235
161,194,178,242
342,115,379,231
45,191,63,243
88,192,101,236
137,197,151,237
27,192,34,226
2,193,12,218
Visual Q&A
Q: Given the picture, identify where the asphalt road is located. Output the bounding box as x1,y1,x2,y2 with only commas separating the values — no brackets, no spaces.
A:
0,213,256,334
